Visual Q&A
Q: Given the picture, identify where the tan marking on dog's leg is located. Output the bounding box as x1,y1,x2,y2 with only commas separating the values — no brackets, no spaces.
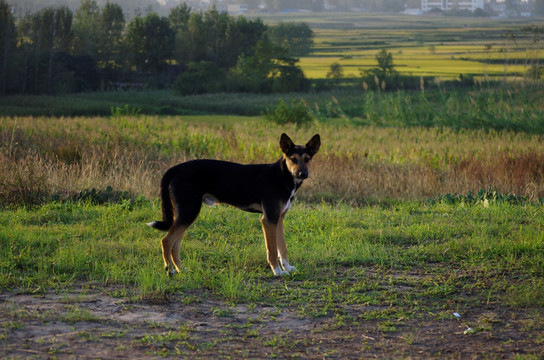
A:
161,233,175,275
170,225,188,273
277,215,287,261
161,225,187,276
261,216,284,276
277,215,296,273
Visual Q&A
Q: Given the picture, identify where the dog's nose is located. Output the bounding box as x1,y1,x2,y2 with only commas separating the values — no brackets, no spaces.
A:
298,171,308,179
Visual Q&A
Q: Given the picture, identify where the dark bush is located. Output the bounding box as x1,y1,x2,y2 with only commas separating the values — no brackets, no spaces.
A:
264,98,312,126
174,61,226,95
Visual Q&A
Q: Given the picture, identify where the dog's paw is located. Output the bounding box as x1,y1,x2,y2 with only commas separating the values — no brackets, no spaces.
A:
284,265,297,273
165,266,177,277
273,265,288,276
281,260,297,273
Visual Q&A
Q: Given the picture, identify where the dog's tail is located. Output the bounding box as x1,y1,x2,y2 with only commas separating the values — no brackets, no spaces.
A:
147,170,174,232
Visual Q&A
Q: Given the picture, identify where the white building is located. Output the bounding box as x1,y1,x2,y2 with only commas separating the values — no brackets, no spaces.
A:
422,0,484,12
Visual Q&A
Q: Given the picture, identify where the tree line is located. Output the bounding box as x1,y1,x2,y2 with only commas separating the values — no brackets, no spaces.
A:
0,0,314,95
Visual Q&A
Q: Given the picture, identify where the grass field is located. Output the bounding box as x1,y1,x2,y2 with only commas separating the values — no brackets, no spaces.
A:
2,198,544,305
1,190,544,357
1,112,544,357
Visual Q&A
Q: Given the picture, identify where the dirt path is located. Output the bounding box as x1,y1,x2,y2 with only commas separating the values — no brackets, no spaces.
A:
1,283,543,359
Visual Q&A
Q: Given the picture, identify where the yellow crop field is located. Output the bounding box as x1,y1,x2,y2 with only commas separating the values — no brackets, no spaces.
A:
299,48,528,78
260,13,543,80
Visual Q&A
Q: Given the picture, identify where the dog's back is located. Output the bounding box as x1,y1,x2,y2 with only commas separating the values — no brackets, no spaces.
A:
149,158,295,229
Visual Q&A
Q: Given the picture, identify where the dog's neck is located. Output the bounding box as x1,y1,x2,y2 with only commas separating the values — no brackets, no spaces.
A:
279,157,303,191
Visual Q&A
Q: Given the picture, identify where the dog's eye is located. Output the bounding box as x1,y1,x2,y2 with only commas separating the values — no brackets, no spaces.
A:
290,157,298,164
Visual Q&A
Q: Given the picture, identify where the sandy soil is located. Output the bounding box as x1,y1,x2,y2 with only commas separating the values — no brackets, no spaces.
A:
1,283,543,359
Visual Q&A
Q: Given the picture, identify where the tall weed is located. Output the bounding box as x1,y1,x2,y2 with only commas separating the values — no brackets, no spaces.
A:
307,84,544,133
3,113,544,206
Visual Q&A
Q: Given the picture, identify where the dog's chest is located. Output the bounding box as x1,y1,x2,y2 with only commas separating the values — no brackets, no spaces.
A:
282,188,297,214
283,180,303,213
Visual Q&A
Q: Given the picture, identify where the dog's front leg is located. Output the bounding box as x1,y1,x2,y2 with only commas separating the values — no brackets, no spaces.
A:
277,215,296,273
261,216,286,276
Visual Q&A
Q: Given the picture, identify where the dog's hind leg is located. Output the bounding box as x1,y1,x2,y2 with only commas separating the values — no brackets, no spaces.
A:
277,215,296,274
161,224,188,276
170,225,188,273
162,192,202,276
161,230,176,276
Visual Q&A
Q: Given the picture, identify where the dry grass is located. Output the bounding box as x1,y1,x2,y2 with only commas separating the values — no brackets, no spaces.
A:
2,115,544,206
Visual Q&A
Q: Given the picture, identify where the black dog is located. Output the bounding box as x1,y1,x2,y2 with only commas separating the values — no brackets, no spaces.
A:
148,133,321,276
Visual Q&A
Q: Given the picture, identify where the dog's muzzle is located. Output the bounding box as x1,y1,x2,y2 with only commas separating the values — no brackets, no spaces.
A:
297,170,308,179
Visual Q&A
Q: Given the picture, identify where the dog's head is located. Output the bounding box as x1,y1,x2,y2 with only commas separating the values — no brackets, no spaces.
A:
280,133,321,182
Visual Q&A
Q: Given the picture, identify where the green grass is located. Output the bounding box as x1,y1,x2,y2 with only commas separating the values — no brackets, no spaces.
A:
0,90,275,117
1,200,543,310
2,84,544,133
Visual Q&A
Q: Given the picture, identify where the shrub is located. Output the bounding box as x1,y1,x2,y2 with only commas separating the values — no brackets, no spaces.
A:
263,98,312,126
110,104,141,118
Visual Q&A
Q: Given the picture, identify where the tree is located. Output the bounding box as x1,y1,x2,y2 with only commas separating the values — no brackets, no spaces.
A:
202,7,230,68
126,13,174,73
268,22,314,56
183,11,206,65
228,40,277,92
72,0,101,58
169,6,266,70
326,62,344,87
17,14,33,93
223,16,266,68
174,61,225,95
24,6,73,93
47,7,73,93
229,40,308,93
0,0,16,95
374,49,396,79
168,3,191,33
271,56,309,92
100,1,125,68
361,49,398,89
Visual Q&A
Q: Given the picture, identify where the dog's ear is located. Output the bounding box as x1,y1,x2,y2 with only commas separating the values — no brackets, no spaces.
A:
306,134,321,155
280,133,295,154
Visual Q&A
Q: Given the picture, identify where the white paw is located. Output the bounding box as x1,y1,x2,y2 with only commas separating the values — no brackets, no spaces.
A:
281,260,297,273
273,265,288,276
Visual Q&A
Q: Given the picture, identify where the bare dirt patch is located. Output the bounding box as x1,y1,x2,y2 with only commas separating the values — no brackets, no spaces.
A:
1,280,543,359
